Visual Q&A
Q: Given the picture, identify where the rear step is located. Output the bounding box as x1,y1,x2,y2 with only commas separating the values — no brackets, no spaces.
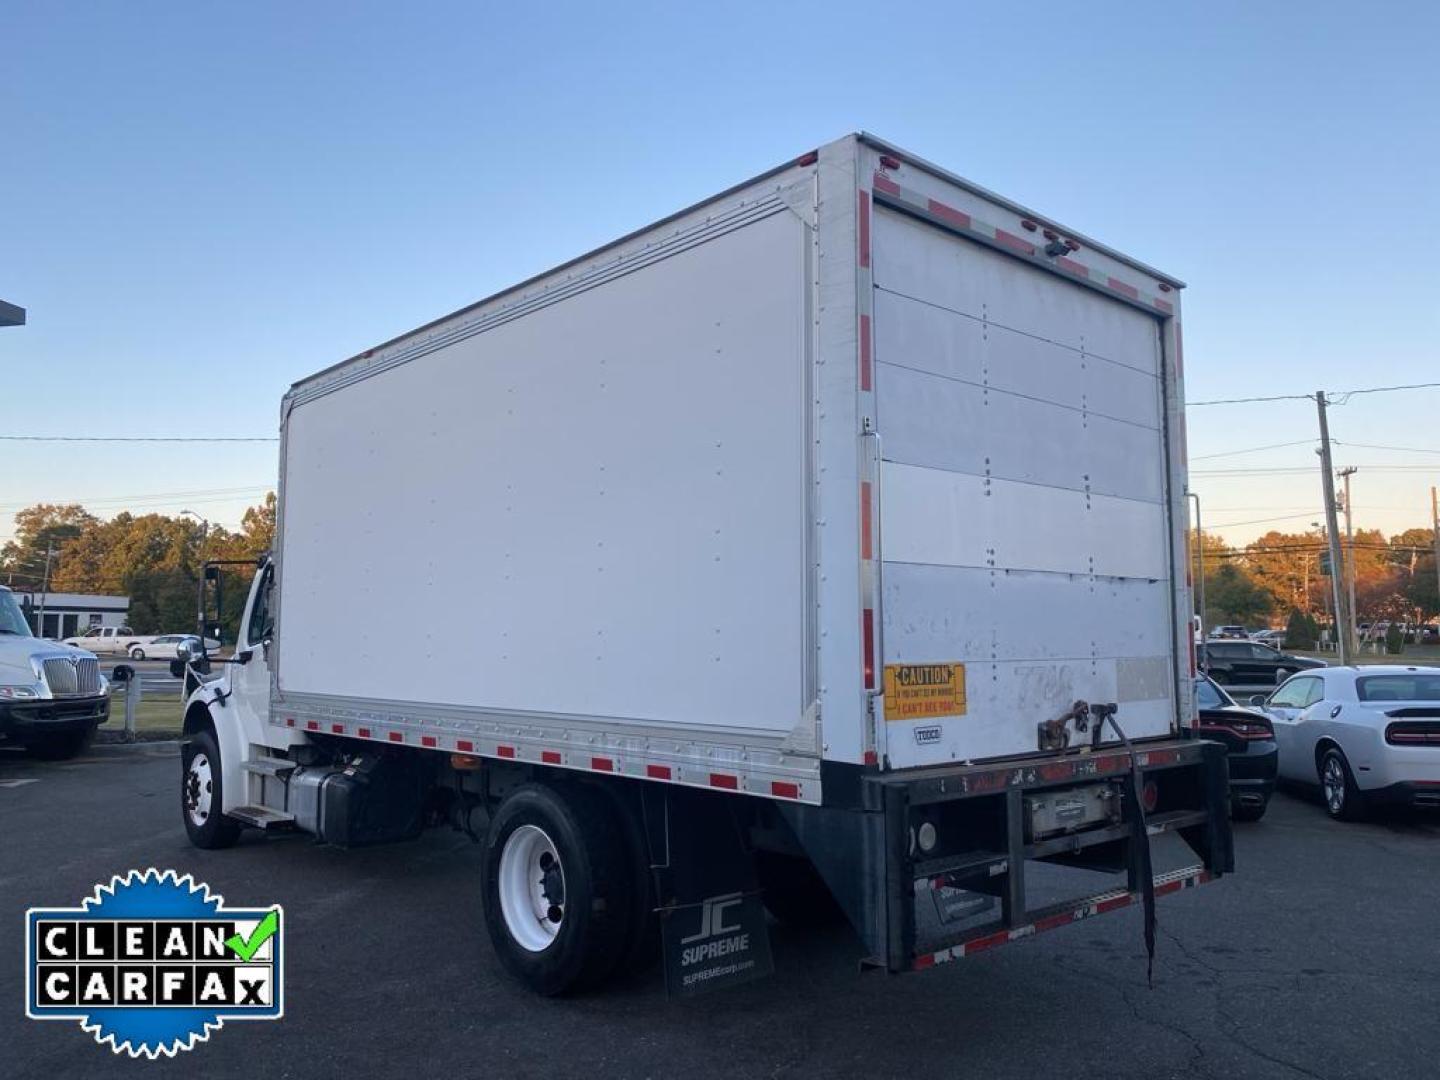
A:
227,805,296,829
914,864,1212,969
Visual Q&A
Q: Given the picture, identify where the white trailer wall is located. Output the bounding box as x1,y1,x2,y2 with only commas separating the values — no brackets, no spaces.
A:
278,208,810,739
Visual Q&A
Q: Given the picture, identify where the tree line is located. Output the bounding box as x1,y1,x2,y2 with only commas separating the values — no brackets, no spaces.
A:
1,496,275,640
1194,526,1439,631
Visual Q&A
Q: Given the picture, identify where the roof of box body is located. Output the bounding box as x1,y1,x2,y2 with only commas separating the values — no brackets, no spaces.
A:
292,132,1182,396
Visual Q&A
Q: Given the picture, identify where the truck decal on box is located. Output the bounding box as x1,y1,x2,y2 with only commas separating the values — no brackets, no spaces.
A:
883,663,967,722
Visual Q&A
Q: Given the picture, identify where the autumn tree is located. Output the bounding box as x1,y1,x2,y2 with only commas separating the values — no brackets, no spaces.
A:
0,504,98,589
7,495,276,638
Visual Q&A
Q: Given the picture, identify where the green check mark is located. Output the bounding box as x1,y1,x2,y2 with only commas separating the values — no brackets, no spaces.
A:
225,910,279,962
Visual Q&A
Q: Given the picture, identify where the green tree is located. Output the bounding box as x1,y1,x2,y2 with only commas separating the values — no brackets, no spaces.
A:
1205,563,1274,627
1285,608,1318,649
1390,528,1438,621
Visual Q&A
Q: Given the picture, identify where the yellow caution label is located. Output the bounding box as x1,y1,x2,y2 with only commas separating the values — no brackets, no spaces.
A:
883,662,967,722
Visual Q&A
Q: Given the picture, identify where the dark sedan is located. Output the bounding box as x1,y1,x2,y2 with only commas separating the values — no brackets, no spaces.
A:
1199,640,1326,688
1195,674,1278,821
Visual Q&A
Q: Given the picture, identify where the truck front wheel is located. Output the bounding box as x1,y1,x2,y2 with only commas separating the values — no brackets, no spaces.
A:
181,728,241,849
481,783,634,995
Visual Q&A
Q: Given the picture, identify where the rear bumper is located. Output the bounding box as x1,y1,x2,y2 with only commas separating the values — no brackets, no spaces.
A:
1365,781,1440,808
0,695,110,739
782,738,1233,973
1228,740,1278,805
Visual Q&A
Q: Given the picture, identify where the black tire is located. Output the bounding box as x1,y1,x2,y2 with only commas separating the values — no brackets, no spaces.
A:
23,726,95,760
130,647,146,660
1319,747,1366,822
482,783,634,995
181,727,242,849
1231,798,1268,823
755,851,844,927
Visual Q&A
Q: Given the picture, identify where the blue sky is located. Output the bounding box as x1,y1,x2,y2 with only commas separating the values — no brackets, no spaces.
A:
2,1,1437,546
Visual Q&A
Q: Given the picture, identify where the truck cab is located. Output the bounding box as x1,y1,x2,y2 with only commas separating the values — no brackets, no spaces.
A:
0,585,110,758
177,559,309,842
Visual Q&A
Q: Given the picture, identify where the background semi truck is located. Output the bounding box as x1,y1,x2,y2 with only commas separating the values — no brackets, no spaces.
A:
176,133,1231,994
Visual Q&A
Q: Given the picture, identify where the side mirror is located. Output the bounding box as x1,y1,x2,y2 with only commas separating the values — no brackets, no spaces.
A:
111,664,134,684
1248,694,1267,707
176,640,201,663
169,660,187,678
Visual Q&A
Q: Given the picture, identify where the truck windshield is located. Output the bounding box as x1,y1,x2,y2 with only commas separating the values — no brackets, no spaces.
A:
0,591,34,636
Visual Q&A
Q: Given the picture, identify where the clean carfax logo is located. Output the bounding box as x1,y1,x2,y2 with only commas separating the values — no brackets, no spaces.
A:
25,868,283,1058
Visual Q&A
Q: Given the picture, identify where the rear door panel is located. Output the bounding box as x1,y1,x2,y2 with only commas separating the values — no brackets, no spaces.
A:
873,204,1175,767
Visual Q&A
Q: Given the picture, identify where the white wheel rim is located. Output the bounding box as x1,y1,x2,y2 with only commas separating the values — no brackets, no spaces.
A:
497,824,565,952
185,752,214,827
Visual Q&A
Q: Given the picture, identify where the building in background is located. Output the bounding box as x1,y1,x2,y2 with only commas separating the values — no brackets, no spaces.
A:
15,591,130,639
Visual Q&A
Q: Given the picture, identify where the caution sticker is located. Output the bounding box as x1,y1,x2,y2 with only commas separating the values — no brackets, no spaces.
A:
883,663,967,722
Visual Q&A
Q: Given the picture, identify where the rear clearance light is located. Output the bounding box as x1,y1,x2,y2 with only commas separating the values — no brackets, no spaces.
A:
1386,722,1440,746
1197,718,1273,741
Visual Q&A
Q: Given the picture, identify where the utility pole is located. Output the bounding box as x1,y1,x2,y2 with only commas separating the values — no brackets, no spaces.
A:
37,544,57,638
1188,492,1206,635
1432,487,1440,619
1338,467,1358,651
1315,392,1351,664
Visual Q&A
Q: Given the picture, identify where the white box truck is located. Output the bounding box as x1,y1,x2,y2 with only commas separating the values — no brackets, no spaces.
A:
176,133,1230,995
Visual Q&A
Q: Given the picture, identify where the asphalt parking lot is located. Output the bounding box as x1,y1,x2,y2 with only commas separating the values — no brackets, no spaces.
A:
3,747,1437,1080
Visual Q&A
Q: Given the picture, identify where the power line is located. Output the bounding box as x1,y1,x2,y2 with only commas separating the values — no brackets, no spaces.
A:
1187,392,1313,407
1189,381,1440,408
0,435,276,443
1331,381,1440,403
1190,439,1315,461
1191,463,1438,476
0,485,272,515
1202,511,1324,528
1334,440,1440,455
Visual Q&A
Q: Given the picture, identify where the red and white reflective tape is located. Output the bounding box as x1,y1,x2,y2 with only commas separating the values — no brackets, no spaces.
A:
273,715,809,802
914,865,1212,969
871,171,1176,317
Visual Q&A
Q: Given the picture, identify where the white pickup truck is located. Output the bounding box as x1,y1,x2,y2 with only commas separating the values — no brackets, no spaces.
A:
61,625,159,657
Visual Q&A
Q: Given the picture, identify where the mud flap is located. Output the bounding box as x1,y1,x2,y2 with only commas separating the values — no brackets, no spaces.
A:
644,786,773,996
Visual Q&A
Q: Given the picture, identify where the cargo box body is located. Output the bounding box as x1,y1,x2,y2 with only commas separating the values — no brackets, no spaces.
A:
271,134,1191,806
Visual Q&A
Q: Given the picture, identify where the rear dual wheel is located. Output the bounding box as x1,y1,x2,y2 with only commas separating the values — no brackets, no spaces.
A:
481,783,647,995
